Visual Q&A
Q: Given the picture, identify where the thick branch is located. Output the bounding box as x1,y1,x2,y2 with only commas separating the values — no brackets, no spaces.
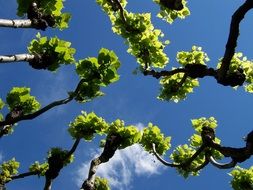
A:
143,68,186,79
0,54,35,63
218,0,253,80
44,178,53,190
81,134,122,190
0,19,32,28
44,139,81,190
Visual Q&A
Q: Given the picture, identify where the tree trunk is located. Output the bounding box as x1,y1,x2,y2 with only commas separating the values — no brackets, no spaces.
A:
0,19,32,28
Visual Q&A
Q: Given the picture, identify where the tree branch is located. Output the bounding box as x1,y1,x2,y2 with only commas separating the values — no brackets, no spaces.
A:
143,68,186,79
152,143,206,169
10,171,39,181
0,79,85,136
152,143,180,167
44,178,53,190
0,19,32,28
218,0,253,81
208,156,237,169
81,134,122,190
66,138,81,158
0,54,35,63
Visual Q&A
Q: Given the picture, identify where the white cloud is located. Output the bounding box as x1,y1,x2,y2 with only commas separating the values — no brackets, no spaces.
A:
75,144,166,190
0,153,3,162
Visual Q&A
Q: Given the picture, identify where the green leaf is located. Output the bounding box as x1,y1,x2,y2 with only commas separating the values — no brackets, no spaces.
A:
94,176,111,190
16,0,71,29
0,158,20,184
69,111,109,140
6,87,40,115
28,34,76,71
140,123,171,155
154,0,190,24
29,161,49,176
158,72,199,102
230,166,253,190
47,147,74,166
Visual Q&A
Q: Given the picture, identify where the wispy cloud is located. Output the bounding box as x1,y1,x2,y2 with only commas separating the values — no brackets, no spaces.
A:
75,144,166,190
0,152,3,162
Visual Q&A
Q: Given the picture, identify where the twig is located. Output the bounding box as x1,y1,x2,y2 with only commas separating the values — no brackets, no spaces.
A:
152,143,206,168
66,138,80,158
9,171,39,181
152,143,180,167
208,156,237,169
0,79,85,135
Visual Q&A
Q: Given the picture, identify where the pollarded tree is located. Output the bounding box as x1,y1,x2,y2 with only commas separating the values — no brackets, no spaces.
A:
0,0,253,190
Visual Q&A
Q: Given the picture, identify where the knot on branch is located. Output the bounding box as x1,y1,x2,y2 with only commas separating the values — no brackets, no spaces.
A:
201,126,215,145
0,106,24,136
28,2,55,30
5,105,24,121
81,180,94,190
185,64,216,79
45,154,64,180
217,69,246,87
143,70,160,79
160,0,184,11
28,52,58,70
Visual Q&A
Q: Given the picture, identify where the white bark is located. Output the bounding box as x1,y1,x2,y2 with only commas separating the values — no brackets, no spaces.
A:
0,19,32,28
0,54,34,63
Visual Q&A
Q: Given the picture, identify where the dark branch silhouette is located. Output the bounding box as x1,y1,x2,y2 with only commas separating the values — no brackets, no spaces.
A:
218,0,253,81
153,127,253,172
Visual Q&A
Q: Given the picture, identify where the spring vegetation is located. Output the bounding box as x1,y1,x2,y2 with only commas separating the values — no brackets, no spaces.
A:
0,0,253,190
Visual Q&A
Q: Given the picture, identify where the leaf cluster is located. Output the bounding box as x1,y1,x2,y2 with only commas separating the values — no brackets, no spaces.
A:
230,166,253,190
108,120,141,149
0,159,20,184
69,111,109,141
140,123,171,155
16,0,71,29
170,117,222,178
29,161,49,176
28,33,76,71
158,72,199,102
154,0,190,24
218,52,253,92
94,176,110,190
75,48,120,102
47,147,74,166
97,0,169,68
6,87,40,115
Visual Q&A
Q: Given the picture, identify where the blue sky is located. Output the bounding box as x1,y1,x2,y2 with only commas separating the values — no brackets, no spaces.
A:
0,0,253,189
